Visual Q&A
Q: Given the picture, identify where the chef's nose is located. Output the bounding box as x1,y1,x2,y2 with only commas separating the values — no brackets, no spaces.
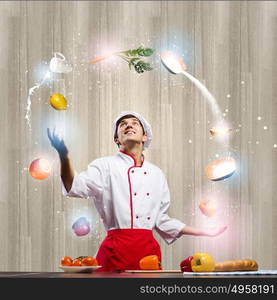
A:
125,124,134,129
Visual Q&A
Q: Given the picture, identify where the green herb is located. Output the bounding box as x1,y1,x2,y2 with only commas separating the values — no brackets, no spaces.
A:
115,46,155,74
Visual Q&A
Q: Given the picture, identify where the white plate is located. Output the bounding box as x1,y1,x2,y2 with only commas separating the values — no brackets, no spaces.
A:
59,265,102,273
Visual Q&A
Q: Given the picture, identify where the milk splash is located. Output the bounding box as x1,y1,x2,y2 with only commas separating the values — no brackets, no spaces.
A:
181,70,223,122
25,71,51,129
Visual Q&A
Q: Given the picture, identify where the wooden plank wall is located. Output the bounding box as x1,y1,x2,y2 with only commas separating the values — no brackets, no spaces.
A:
0,0,276,271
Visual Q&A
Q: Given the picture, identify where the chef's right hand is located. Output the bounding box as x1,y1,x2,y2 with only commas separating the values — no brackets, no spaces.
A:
47,127,68,158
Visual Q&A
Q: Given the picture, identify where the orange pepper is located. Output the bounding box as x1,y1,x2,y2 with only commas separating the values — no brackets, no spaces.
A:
139,255,162,270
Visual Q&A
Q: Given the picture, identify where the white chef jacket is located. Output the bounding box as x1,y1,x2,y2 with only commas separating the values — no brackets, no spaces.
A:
62,151,186,244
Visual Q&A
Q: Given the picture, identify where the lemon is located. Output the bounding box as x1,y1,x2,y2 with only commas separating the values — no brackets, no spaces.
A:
49,93,67,110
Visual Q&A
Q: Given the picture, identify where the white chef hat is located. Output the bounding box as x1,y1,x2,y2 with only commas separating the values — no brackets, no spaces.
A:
112,111,153,149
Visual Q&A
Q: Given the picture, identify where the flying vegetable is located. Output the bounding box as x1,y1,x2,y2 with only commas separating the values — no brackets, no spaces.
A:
88,46,155,74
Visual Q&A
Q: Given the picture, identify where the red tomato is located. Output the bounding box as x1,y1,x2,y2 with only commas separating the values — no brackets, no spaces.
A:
72,258,82,266
61,256,72,266
81,256,98,266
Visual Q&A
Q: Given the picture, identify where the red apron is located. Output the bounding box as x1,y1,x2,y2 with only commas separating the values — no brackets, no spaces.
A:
96,229,161,271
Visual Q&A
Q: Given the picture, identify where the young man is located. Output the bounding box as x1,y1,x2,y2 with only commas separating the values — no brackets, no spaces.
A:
47,111,227,271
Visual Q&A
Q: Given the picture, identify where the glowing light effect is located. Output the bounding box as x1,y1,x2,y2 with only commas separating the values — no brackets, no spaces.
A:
29,158,51,180
198,199,217,217
205,157,236,181
72,217,91,236
161,51,222,121
49,93,67,110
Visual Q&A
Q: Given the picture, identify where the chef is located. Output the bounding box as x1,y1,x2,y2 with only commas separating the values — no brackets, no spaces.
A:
47,111,227,271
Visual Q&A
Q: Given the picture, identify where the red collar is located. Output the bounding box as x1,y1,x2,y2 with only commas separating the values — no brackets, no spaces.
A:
119,150,144,167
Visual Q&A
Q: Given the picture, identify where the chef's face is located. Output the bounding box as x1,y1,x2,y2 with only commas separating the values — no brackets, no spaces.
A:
115,117,147,148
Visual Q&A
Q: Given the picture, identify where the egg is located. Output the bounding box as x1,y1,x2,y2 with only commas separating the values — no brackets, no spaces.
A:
210,127,232,137
49,93,67,110
29,158,51,180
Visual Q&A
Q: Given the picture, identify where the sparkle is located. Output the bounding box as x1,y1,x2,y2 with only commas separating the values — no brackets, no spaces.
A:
263,126,268,130
257,116,262,121
226,94,231,98
274,144,277,148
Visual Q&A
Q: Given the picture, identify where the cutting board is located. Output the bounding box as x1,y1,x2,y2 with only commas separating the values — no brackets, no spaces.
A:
125,269,181,273
183,270,277,276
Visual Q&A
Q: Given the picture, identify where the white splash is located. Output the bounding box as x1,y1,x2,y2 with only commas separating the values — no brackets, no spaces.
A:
25,71,51,129
181,71,222,121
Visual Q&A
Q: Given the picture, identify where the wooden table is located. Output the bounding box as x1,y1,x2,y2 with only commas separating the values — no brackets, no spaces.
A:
0,271,276,278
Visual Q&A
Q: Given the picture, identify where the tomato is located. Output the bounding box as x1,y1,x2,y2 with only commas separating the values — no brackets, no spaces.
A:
61,256,72,266
72,258,82,266
81,256,98,266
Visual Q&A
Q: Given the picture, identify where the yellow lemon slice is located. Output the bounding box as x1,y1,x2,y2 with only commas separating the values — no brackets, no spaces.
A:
49,93,67,110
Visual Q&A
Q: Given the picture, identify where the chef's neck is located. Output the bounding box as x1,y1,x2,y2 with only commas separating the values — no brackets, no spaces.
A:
120,145,143,166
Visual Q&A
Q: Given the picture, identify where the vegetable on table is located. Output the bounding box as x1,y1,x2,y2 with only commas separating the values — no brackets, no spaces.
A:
180,254,258,272
139,255,161,270
180,256,193,272
191,253,215,272
61,256,73,266
60,255,98,267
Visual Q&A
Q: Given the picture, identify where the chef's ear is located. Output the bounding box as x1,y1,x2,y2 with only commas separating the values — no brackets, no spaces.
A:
114,138,120,147
142,134,148,143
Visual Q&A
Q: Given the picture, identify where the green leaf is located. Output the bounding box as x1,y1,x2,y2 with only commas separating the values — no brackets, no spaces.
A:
133,60,153,73
128,62,132,70
138,48,154,57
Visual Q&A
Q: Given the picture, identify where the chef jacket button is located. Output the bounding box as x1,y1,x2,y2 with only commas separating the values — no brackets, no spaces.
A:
146,193,149,196
136,215,139,219
131,170,134,173
144,171,147,175
147,216,150,220
134,192,137,196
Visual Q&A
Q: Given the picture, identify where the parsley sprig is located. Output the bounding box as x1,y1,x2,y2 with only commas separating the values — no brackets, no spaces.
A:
115,46,155,74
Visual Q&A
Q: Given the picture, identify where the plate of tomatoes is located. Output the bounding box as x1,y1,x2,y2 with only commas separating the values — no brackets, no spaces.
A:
60,256,102,273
